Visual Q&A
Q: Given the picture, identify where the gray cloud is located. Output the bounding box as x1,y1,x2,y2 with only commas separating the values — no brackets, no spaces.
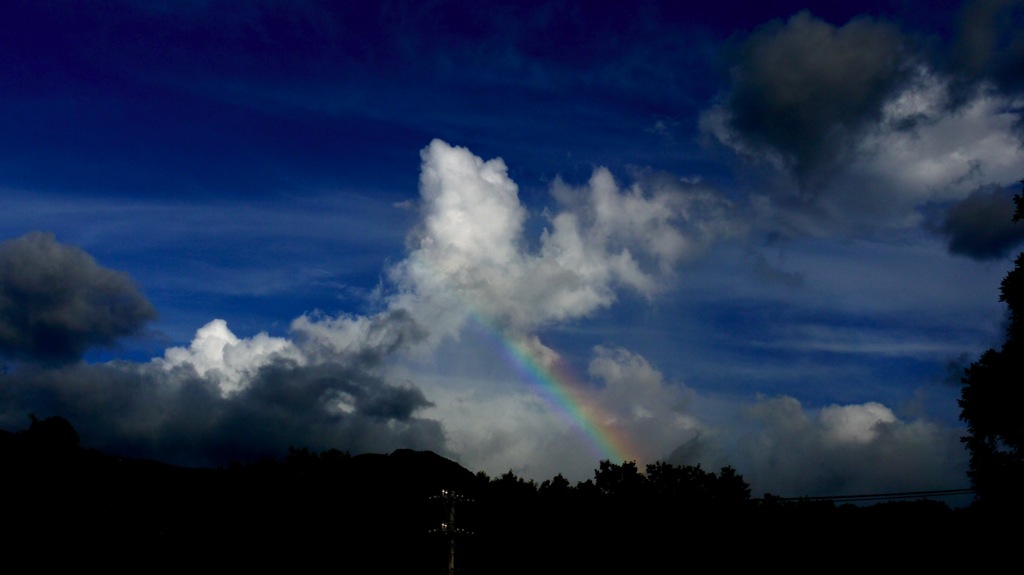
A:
665,431,714,467
705,11,909,192
939,184,1024,259
0,232,156,364
291,308,427,366
686,396,969,497
0,357,442,466
701,10,1024,242
0,254,442,466
952,0,1024,95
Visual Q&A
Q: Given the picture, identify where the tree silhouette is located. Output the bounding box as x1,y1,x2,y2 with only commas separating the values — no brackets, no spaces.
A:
959,189,1024,510
644,461,751,508
22,415,80,452
538,473,571,497
593,459,646,498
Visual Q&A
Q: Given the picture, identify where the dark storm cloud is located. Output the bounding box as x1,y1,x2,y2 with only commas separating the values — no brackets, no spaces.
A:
244,360,432,423
714,11,909,191
292,308,427,366
0,232,156,364
209,360,440,462
0,358,442,466
0,231,442,465
952,0,1024,95
939,185,1024,259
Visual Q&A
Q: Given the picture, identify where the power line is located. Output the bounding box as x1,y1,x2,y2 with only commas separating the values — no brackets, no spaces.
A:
776,488,974,503
429,489,473,575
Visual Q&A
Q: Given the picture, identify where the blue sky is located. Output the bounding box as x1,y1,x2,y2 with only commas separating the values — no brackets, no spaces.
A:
3,0,1023,499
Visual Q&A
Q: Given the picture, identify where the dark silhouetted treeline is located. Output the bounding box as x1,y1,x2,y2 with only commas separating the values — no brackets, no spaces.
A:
1,416,1012,572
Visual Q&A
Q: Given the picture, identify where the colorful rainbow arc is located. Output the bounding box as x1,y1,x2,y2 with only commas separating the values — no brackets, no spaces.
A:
469,314,641,465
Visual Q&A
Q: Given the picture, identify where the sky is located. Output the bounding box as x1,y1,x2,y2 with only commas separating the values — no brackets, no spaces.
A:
3,0,1024,500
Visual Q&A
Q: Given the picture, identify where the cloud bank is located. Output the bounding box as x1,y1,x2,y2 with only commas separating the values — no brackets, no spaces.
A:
703,10,1024,244
0,233,441,465
724,396,966,496
0,140,974,498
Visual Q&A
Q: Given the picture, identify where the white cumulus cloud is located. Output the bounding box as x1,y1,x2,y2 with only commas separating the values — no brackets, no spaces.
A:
157,319,302,395
389,139,739,337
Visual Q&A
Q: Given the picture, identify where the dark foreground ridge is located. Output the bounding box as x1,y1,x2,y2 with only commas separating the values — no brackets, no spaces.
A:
2,417,1012,572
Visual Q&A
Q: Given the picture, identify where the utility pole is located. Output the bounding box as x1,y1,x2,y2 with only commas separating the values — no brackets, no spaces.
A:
429,489,471,574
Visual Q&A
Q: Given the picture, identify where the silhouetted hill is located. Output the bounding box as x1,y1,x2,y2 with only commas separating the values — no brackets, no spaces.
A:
1,417,1011,572
350,448,479,495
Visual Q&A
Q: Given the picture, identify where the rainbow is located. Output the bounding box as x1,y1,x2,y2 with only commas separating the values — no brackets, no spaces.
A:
469,314,641,465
